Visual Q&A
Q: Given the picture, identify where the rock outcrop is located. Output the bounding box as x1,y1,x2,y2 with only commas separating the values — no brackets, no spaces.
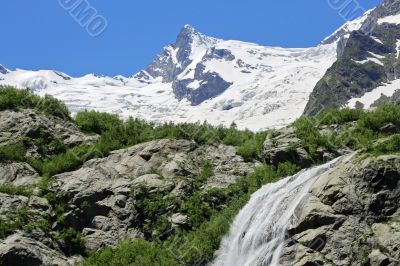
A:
280,154,400,265
0,138,254,264
0,109,98,151
0,234,81,266
47,139,254,251
261,126,347,168
0,162,39,185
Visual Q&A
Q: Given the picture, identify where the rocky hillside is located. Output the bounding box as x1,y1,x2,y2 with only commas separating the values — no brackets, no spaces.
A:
0,86,270,265
305,0,400,115
1,86,400,266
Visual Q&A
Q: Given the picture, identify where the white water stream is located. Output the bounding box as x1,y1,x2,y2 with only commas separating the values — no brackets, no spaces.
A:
213,158,342,266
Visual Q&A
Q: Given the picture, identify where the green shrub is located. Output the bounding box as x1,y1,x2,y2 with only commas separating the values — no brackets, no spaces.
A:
83,239,179,266
0,208,30,238
57,228,86,255
196,161,214,184
357,104,400,131
293,117,332,156
369,134,400,155
0,183,33,197
0,86,70,119
236,132,268,161
0,143,26,162
76,111,123,135
316,108,364,125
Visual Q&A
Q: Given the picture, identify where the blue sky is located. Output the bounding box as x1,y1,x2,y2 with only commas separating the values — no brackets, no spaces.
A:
1,0,382,77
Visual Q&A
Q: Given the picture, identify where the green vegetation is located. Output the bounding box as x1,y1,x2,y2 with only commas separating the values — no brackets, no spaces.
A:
196,161,214,184
0,208,31,239
57,228,86,255
85,162,299,266
28,111,271,177
0,85,70,119
3,86,400,265
83,239,179,266
0,143,26,162
368,134,400,155
0,183,33,197
294,104,400,156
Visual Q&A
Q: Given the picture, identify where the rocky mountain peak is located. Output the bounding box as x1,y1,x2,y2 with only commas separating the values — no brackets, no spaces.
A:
141,24,219,83
174,24,217,49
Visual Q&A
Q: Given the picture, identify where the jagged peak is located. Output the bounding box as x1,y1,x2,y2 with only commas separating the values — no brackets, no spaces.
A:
174,24,219,49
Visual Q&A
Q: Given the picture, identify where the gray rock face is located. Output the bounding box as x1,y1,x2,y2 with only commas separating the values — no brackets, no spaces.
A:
262,127,342,168
173,69,232,105
0,234,79,266
280,154,400,265
0,162,39,185
48,139,254,250
0,109,98,156
144,25,215,83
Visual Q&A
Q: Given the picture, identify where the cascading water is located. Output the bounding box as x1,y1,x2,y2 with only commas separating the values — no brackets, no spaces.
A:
212,157,343,266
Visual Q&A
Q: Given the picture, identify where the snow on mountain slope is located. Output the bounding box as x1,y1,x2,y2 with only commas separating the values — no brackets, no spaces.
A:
347,79,400,109
321,9,373,45
0,24,339,131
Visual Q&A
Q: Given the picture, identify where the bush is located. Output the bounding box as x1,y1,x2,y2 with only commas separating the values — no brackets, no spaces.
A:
236,132,268,161
0,208,30,238
0,183,33,197
196,161,214,184
76,111,123,135
357,104,400,131
0,143,26,162
369,134,400,155
57,228,86,255
83,239,179,266
293,117,331,155
0,86,70,119
316,108,364,125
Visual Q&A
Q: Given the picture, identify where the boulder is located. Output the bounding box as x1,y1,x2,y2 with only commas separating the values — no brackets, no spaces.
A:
0,234,80,266
262,129,314,167
0,109,98,157
0,162,39,185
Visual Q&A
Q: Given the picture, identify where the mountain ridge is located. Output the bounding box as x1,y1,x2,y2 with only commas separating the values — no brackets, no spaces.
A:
1,2,396,130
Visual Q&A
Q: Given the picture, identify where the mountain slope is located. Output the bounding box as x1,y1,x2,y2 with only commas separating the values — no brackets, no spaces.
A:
305,0,400,115
0,26,338,131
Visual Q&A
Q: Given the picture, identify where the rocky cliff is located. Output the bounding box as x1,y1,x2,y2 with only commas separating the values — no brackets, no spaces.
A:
305,0,400,115
280,154,400,266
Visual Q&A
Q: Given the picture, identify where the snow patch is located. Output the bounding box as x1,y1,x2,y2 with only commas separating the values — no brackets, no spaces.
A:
378,13,400,25
347,79,400,109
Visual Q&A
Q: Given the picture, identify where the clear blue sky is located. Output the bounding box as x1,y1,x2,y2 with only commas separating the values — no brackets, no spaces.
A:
1,0,382,77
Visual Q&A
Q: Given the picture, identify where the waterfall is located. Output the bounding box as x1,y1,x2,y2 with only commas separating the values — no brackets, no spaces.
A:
212,158,342,266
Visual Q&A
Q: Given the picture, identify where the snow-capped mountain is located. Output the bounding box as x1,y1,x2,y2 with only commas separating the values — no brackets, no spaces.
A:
1,4,390,130
306,0,400,115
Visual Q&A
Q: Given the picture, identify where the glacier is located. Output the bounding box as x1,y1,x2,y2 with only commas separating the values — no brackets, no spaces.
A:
0,13,371,131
